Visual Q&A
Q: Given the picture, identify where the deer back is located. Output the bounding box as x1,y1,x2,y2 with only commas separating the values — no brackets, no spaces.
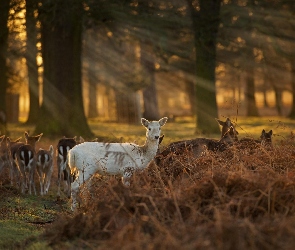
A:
37,145,54,171
56,137,77,164
16,144,36,168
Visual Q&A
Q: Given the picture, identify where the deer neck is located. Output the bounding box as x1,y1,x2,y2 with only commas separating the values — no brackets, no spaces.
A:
140,137,159,161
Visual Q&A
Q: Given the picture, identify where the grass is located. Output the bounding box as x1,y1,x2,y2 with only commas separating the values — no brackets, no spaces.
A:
1,115,295,249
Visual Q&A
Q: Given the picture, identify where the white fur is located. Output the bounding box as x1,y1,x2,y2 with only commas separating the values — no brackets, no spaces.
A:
69,117,168,210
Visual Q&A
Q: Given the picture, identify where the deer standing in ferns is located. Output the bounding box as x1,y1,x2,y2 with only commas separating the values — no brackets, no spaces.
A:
36,145,54,195
68,117,168,210
56,137,78,198
8,132,42,194
155,117,238,165
0,135,21,182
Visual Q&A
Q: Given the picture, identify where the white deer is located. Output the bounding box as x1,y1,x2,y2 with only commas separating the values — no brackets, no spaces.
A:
69,117,168,210
36,145,54,195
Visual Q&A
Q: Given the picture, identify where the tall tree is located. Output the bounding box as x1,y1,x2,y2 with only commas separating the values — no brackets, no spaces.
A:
245,51,259,116
141,45,160,121
0,0,10,114
36,0,92,137
187,0,221,133
137,0,160,121
25,0,40,124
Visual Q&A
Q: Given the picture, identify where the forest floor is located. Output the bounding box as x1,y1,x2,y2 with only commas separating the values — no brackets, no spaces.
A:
1,115,295,249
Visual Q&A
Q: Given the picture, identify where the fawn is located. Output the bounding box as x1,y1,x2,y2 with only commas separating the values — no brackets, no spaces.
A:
8,132,42,194
36,145,54,195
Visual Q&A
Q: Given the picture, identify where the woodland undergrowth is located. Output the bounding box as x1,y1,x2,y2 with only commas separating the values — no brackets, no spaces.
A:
42,140,295,250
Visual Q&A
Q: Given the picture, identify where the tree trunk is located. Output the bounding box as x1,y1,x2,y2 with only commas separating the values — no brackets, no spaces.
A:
185,80,195,115
25,0,39,124
273,86,282,116
35,0,92,137
288,59,295,119
88,81,98,118
137,1,160,121
141,45,160,121
263,90,268,108
115,89,140,124
0,0,10,112
188,0,221,134
142,81,160,121
245,62,259,116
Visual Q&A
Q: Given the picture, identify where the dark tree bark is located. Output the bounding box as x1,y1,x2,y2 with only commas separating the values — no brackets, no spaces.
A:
88,81,98,118
245,65,259,116
273,86,282,116
187,0,221,134
137,1,160,121
36,0,92,137
0,0,10,113
84,30,98,119
142,82,159,121
25,0,39,124
185,79,196,115
141,46,160,120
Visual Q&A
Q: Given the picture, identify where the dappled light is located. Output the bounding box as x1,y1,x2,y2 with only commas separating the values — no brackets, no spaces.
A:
1,0,295,248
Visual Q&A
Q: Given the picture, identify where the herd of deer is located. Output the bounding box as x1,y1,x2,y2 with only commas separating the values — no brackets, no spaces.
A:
0,117,273,210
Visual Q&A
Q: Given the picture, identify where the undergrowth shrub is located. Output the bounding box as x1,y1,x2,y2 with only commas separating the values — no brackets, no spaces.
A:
43,142,295,249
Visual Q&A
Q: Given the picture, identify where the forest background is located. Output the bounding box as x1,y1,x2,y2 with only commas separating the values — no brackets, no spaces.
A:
0,0,295,138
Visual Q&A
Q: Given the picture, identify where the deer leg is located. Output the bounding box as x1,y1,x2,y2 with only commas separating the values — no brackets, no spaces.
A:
71,178,81,211
44,172,51,194
32,170,36,195
70,167,96,211
57,167,62,197
122,169,133,186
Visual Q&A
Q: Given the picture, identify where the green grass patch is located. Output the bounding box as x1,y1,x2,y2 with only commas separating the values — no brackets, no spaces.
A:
0,220,40,249
0,187,67,249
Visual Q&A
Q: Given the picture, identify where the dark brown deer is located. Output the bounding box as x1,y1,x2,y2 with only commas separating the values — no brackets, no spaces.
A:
154,117,239,165
36,145,54,195
239,129,273,150
260,129,273,148
56,137,78,198
8,132,42,194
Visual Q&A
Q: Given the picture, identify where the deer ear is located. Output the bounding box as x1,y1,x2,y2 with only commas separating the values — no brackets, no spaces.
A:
141,118,149,128
36,133,43,141
49,145,54,154
24,131,29,139
159,117,168,127
159,135,164,144
6,137,11,146
269,130,273,135
225,118,232,126
215,118,225,126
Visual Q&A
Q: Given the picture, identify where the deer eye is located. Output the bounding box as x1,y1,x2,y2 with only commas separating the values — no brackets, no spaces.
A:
149,128,151,131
